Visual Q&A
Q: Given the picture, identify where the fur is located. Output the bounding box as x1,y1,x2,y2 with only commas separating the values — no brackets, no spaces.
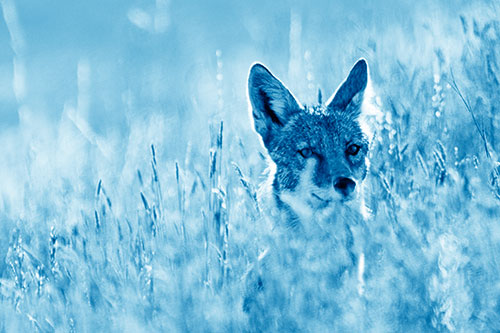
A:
243,59,376,330
248,59,373,226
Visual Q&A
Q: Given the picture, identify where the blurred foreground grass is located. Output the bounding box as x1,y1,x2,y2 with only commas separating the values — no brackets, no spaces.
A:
1,11,500,333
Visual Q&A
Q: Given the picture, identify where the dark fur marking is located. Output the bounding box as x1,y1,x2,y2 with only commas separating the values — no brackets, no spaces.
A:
258,88,283,126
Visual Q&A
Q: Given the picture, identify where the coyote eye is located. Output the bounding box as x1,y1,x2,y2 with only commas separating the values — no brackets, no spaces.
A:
346,144,360,156
298,148,313,158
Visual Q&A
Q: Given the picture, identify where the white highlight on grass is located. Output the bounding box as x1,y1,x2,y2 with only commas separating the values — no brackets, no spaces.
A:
1,0,26,102
128,0,170,33
359,78,382,141
359,184,372,220
357,252,365,296
288,9,302,87
1,0,25,55
12,57,25,101
128,8,152,31
64,104,112,159
77,59,90,117
258,248,269,261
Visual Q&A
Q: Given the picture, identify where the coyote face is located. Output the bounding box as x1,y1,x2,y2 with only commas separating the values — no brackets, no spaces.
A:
248,59,372,220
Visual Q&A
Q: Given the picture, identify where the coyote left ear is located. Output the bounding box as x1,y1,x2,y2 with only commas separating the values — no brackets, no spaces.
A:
248,63,301,149
326,59,368,114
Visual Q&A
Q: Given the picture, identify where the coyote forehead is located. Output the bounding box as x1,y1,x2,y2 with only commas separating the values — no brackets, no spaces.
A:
248,59,373,220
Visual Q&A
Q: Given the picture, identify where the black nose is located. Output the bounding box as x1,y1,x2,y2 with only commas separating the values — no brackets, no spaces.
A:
334,177,356,197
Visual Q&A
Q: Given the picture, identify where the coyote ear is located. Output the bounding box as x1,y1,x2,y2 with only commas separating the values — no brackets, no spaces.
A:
326,59,368,114
248,63,300,148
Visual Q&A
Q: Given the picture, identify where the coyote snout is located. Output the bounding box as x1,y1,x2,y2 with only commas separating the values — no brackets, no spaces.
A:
334,177,356,198
248,58,373,222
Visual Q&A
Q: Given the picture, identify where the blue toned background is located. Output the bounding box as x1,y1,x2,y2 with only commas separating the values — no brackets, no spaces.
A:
1,0,500,331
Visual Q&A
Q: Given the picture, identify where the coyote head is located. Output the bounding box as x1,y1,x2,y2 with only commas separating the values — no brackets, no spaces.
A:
248,59,373,219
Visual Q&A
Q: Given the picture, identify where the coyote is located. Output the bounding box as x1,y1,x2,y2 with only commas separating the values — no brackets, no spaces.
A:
244,59,375,330
248,59,373,226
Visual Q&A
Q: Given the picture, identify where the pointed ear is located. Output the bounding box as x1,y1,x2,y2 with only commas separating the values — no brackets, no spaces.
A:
326,59,368,114
248,63,300,148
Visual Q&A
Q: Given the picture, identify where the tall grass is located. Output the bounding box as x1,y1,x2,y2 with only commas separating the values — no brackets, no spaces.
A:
1,7,500,333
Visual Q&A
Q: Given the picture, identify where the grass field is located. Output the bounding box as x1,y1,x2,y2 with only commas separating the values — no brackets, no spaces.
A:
1,1,500,331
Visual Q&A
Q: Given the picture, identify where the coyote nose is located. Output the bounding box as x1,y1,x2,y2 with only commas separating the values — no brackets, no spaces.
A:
334,177,356,197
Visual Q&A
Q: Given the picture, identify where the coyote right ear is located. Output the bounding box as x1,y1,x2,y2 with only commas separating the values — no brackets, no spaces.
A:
248,63,300,148
326,59,368,115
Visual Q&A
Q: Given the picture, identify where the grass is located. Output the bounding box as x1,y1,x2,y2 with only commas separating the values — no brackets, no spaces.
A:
1,6,500,333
